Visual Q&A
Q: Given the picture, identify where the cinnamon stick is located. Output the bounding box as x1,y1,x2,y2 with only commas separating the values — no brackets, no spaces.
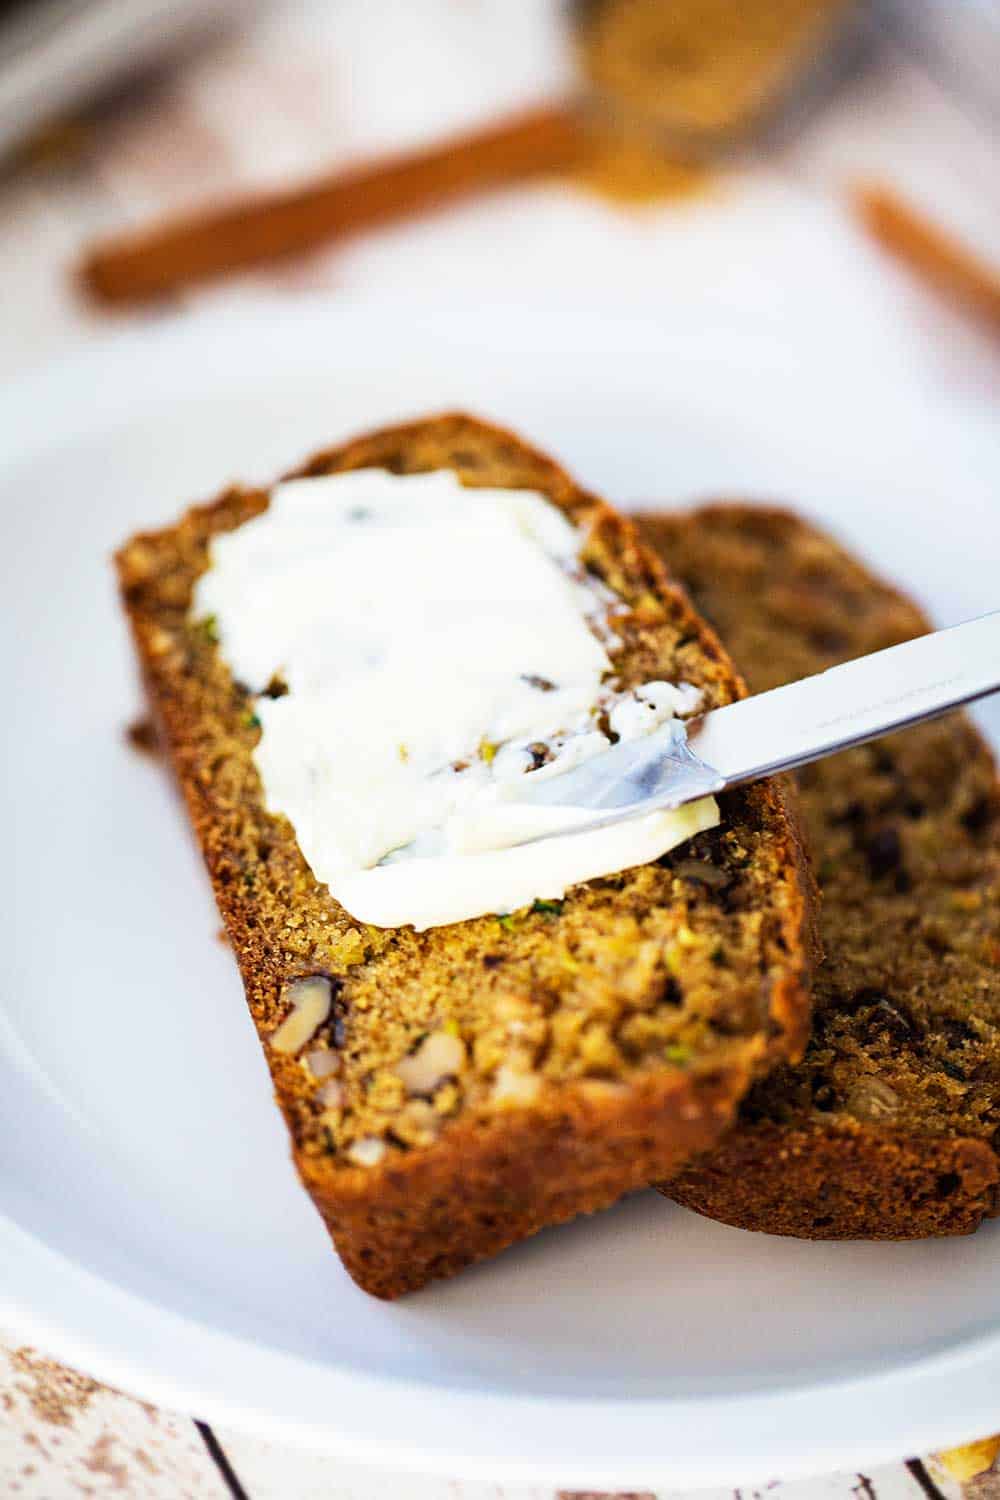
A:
79,103,585,307
852,182,1000,335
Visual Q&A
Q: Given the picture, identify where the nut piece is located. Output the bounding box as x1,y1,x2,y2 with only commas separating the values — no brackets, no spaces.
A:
269,976,332,1055
844,1076,899,1122
305,1048,341,1080
317,1080,344,1109
396,1029,465,1096
346,1136,386,1168
492,1064,541,1105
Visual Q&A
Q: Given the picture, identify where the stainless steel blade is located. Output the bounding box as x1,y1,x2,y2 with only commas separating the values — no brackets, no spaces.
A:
506,610,1000,843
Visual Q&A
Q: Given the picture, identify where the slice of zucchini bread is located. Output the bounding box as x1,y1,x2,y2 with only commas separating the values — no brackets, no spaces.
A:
116,415,813,1298
637,505,1000,1238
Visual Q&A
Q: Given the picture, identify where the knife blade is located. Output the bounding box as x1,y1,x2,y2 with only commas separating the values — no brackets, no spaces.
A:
505,609,1000,842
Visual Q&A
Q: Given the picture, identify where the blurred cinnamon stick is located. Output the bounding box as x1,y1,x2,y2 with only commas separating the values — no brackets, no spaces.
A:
852,182,1000,335
79,103,585,307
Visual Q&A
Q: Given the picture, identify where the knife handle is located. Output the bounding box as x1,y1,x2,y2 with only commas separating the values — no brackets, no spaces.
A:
691,610,1000,785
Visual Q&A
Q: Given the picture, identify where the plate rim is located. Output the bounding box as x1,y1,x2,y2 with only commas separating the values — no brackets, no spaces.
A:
6,1210,1000,1489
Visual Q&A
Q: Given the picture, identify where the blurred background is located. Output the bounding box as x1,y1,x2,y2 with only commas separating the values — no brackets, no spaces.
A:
1,0,998,383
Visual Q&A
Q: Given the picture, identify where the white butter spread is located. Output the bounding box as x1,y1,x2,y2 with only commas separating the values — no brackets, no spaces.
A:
194,469,720,929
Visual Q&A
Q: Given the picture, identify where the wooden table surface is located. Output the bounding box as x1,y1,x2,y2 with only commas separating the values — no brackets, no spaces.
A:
1,3,998,1495
1,1328,997,1500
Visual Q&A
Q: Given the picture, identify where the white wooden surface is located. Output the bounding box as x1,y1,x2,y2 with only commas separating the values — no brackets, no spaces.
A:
1,2,998,1494
2,1321,996,1499
2,1317,995,1500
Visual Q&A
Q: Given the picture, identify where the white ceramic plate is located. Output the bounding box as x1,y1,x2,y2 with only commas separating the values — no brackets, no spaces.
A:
2,297,999,1492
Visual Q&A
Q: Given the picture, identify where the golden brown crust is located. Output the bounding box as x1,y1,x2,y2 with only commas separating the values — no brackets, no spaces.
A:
663,1119,998,1240
637,504,1000,1240
117,417,813,1297
301,1068,751,1296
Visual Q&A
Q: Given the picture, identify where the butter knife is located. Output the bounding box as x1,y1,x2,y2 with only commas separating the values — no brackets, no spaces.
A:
508,610,1000,840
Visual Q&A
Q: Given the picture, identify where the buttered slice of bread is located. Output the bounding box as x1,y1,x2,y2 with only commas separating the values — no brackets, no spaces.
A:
116,415,813,1297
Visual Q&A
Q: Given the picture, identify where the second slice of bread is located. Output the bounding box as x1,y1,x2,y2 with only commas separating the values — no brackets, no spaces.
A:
117,415,814,1297
638,505,1000,1239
